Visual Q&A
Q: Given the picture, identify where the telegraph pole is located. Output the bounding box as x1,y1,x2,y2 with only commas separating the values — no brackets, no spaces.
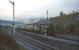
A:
9,0,15,38
47,10,48,19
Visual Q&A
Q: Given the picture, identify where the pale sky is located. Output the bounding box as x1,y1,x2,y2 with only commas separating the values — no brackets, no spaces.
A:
0,0,79,20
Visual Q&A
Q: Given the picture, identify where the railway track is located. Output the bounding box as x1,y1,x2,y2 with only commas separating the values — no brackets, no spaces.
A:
16,32,58,50
16,30,79,50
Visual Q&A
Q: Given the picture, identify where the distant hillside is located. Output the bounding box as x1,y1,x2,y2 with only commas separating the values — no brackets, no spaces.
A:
50,12,79,27
49,12,79,36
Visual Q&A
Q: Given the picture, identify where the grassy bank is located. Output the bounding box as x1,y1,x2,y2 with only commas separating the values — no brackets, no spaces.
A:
0,25,26,50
